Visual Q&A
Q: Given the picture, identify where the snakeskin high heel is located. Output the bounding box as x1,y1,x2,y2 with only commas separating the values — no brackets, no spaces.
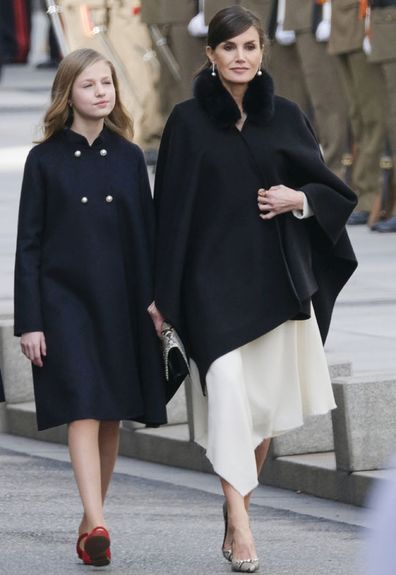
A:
222,501,232,561
231,557,260,573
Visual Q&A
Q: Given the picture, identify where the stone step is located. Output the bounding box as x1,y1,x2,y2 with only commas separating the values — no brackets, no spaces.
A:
5,400,394,507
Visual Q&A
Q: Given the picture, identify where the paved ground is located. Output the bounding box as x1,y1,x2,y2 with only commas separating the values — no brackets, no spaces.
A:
0,433,367,575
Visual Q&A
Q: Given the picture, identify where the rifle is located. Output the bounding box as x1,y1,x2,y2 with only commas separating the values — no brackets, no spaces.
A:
149,25,181,82
45,0,70,57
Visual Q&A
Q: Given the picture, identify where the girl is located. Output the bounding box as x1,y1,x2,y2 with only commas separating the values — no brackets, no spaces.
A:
14,48,167,566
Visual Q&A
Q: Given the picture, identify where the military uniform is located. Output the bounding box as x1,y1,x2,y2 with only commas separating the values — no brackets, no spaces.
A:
204,0,311,115
283,0,349,178
140,1,206,117
369,1,396,230
204,0,265,21
0,0,31,63
329,0,386,217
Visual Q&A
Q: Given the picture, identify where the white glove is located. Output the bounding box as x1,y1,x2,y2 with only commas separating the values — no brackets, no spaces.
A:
363,35,372,55
188,12,208,37
315,19,331,42
275,23,296,46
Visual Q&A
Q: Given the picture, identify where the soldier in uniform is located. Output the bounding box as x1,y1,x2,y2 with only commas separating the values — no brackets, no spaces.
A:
0,0,31,64
369,0,396,232
329,0,386,224
140,1,206,118
204,0,312,115
283,0,349,179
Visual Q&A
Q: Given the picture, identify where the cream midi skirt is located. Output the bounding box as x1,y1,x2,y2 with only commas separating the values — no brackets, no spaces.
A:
190,308,336,496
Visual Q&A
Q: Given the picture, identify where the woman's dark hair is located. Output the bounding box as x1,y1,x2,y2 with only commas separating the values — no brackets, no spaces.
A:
207,5,265,50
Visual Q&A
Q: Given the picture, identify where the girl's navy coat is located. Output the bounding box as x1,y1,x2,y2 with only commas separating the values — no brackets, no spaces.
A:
154,69,358,386
14,128,167,430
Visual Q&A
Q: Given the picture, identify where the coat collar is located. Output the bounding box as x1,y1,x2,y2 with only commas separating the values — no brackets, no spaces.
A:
193,67,275,128
61,126,110,148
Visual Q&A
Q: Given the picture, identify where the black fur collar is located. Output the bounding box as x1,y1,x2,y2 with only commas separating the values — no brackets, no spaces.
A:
193,67,275,128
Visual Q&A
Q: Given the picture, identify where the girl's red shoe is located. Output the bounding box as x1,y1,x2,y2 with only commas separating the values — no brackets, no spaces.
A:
77,529,111,566
83,526,111,566
76,532,88,560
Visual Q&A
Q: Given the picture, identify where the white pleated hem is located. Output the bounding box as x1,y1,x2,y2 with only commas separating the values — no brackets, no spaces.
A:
190,308,336,496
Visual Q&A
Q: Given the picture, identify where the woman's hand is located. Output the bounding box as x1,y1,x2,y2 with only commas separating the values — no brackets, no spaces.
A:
147,302,165,337
21,331,46,367
257,185,304,220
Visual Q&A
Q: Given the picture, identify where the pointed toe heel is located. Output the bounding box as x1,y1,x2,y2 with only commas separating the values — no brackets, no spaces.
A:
231,558,260,573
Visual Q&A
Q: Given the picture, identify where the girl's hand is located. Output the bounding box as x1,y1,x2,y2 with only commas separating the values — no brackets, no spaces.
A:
21,331,46,367
257,185,304,220
147,302,165,337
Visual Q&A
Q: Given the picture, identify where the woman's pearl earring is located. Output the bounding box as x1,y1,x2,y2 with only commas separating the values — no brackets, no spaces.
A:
257,64,263,76
211,62,216,77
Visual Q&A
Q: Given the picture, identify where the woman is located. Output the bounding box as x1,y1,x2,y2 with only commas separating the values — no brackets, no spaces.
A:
14,49,167,566
150,5,358,572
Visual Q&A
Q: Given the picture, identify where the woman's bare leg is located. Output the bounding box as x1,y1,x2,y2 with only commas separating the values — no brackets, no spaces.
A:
222,438,271,553
244,438,271,510
75,420,120,535
221,478,257,561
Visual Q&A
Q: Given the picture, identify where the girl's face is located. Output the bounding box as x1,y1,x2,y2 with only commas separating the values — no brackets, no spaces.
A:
207,26,263,90
70,60,116,123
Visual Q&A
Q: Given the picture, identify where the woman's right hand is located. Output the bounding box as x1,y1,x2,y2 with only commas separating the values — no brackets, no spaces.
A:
147,302,165,337
20,331,46,367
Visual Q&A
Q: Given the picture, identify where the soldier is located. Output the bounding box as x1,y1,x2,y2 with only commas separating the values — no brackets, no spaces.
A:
368,1,396,232
140,1,206,118
328,0,386,225
204,0,312,115
0,0,31,64
283,0,349,179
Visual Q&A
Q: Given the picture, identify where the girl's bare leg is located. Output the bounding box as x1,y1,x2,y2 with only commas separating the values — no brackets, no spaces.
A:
69,419,120,535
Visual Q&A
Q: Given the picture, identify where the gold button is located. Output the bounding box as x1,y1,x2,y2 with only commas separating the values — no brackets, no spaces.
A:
105,195,113,203
81,197,88,204
100,149,107,156
74,150,81,157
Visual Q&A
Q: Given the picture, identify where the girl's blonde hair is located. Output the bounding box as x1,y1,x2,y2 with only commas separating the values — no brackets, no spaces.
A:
40,48,134,142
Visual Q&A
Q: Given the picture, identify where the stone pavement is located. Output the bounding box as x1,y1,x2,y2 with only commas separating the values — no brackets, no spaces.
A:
0,433,367,575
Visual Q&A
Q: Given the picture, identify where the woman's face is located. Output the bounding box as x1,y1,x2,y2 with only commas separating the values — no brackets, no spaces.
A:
207,26,263,89
69,60,116,123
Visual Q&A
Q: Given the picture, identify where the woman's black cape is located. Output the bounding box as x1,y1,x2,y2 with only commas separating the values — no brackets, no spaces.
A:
154,68,358,391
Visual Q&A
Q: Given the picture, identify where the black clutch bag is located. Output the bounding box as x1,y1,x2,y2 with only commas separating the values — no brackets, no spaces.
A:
160,322,190,400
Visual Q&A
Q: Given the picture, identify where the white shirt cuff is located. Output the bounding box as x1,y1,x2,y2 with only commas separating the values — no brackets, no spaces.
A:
293,193,313,219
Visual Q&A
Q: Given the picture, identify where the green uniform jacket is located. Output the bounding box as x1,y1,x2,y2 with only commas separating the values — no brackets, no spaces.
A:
204,0,273,26
284,0,313,32
140,0,197,24
369,6,396,62
328,0,365,55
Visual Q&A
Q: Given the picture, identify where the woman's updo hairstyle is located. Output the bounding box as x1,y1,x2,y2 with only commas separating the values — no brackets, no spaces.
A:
207,5,265,50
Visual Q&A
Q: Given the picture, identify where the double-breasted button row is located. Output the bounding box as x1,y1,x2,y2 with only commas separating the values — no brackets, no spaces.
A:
80,195,113,204
74,148,108,157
